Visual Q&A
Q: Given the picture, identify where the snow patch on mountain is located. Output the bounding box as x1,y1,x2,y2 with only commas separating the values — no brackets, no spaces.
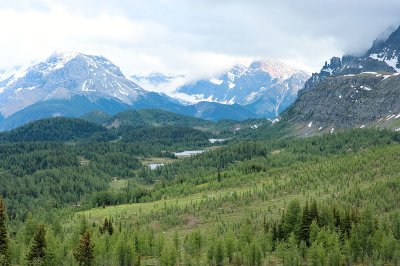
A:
369,53,400,72
0,52,146,117
210,78,224,85
177,60,308,104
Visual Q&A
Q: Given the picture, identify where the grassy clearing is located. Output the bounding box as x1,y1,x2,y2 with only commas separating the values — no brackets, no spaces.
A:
74,143,400,237
109,179,128,190
140,157,178,166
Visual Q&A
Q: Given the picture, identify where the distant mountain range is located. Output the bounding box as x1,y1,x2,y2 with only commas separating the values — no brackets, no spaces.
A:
0,52,308,130
1,24,400,134
134,60,309,118
281,25,400,135
0,52,188,130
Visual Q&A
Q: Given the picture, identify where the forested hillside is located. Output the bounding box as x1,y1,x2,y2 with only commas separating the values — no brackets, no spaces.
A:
106,109,214,129
0,128,399,265
82,108,268,136
0,117,107,142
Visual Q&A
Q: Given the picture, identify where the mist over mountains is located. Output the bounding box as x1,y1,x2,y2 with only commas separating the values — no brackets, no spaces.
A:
0,52,309,130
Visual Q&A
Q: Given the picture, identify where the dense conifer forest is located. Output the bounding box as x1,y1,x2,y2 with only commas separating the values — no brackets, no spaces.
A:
0,115,399,265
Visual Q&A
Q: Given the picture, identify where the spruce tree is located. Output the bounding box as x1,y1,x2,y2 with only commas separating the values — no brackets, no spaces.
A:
310,200,319,223
100,218,114,235
225,233,235,263
300,201,312,246
27,224,46,266
0,197,10,266
73,231,94,266
214,239,224,266
283,200,301,238
341,210,352,237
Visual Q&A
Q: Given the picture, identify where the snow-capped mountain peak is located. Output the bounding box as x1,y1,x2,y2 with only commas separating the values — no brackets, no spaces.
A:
175,59,310,118
249,59,305,80
0,52,145,117
366,26,400,72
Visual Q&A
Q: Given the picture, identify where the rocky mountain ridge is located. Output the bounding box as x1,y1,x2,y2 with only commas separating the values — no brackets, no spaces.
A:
283,25,400,135
176,60,309,118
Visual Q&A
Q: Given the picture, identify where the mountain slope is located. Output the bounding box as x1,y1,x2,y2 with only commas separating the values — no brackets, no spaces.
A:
282,25,400,135
0,52,251,129
0,95,132,131
80,110,112,125
0,52,192,130
0,52,145,117
0,117,107,142
186,101,256,121
105,109,214,129
176,60,309,118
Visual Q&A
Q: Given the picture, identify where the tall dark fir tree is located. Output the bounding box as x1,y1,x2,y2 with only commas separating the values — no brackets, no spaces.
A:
299,201,312,246
74,231,94,266
0,197,10,266
27,224,47,266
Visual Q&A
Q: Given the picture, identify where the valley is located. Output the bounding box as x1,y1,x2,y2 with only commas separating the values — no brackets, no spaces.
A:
1,8,400,266
1,114,400,265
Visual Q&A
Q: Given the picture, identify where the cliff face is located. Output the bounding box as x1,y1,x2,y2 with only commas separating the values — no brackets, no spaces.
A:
282,26,400,135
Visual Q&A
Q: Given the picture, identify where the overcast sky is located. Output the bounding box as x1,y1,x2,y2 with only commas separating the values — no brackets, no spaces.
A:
1,0,400,80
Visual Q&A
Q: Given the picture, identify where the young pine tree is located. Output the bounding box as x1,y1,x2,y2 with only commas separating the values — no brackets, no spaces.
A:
100,218,114,235
299,201,312,246
214,239,224,266
225,232,235,263
160,245,177,266
27,224,46,266
73,231,94,266
310,200,319,224
0,197,10,266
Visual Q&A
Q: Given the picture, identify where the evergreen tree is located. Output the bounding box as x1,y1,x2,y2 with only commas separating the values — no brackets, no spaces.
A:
206,239,215,265
160,245,177,266
214,239,224,266
282,200,301,239
246,240,263,266
100,218,114,235
225,232,235,263
310,200,319,223
0,197,10,266
27,224,46,266
341,210,352,237
299,201,312,246
73,231,94,266
285,234,301,266
23,213,37,245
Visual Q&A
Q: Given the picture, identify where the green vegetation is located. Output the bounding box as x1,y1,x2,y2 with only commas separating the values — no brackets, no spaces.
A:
80,110,112,125
73,231,94,266
83,108,270,136
0,117,107,142
0,197,10,265
26,225,47,265
1,112,400,265
121,125,210,147
110,109,214,129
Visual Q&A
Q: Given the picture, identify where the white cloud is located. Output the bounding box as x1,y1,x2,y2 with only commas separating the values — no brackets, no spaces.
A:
0,0,400,93
0,7,163,67
0,4,251,87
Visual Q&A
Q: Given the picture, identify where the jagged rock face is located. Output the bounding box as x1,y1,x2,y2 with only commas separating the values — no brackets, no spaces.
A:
286,73,400,130
284,25,400,133
177,60,309,118
367,26,400,70
0,52,145,117
246,72,307,117
300,56,394,96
